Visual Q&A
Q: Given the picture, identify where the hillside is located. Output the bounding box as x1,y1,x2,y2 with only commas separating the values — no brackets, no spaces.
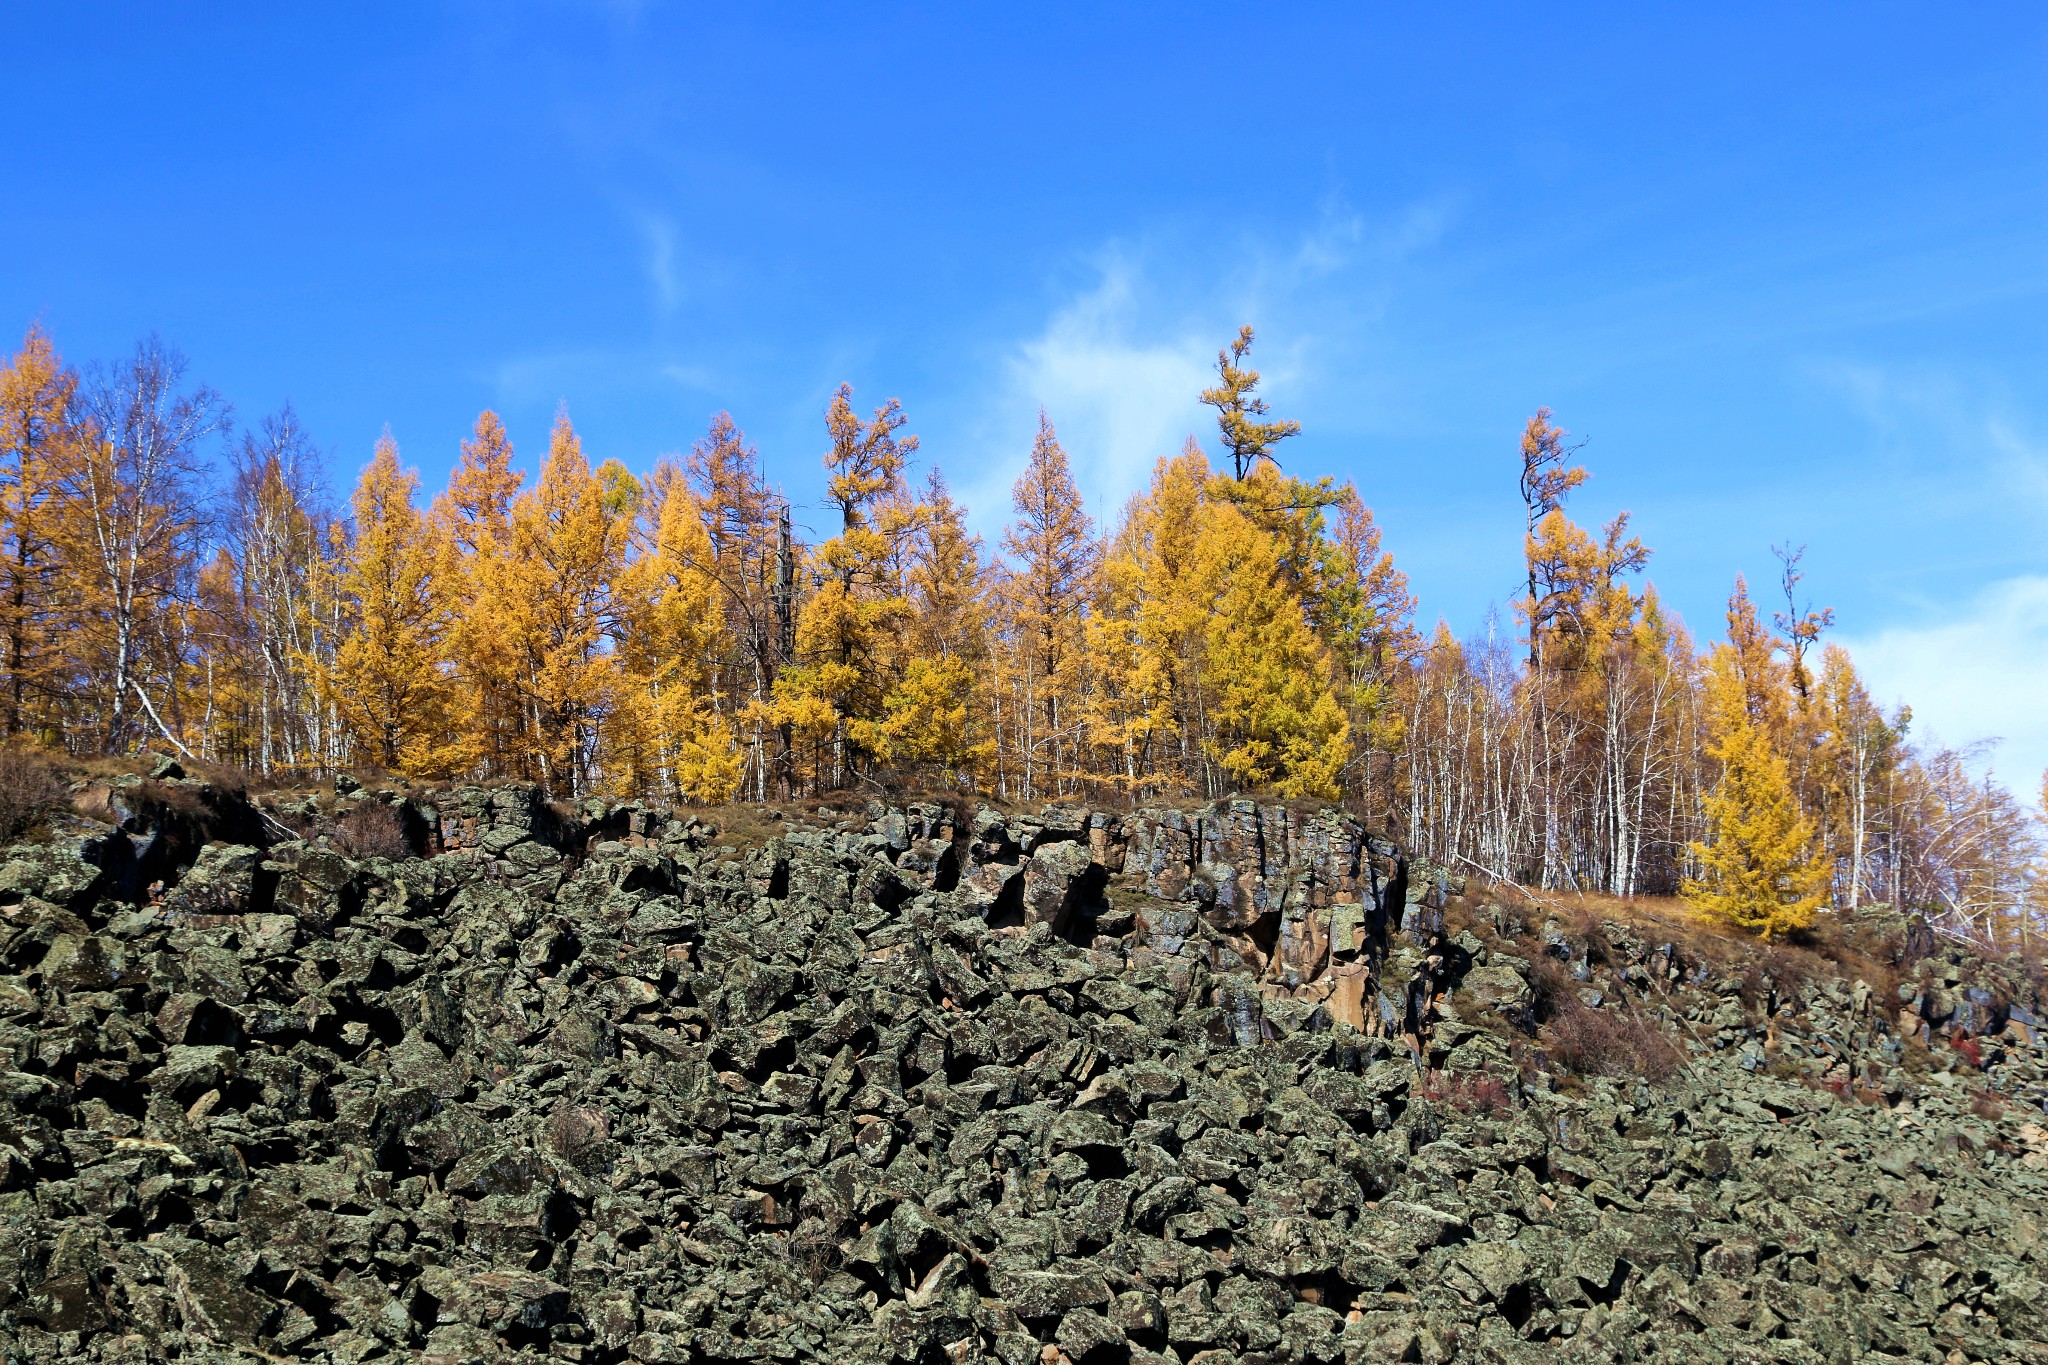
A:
0,767,2044,1363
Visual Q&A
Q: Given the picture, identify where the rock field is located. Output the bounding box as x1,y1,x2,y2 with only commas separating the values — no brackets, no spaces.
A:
1,767,2045,1363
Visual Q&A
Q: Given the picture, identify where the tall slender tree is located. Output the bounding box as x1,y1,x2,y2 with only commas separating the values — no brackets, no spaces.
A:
325,433,461,776
1000,413,1095,797
0,325,78,739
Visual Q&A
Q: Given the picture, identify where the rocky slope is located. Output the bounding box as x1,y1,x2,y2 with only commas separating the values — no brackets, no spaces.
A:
0,768,2045,1364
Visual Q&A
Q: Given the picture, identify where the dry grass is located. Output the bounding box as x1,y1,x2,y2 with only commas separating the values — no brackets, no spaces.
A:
0,744,64,841
694,804,799,851
1471,881,1904,1007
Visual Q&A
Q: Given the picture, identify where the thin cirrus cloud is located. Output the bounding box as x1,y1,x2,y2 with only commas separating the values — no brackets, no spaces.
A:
639,212,682,317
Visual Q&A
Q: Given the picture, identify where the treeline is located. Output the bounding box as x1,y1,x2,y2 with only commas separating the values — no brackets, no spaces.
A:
1,323,2042,946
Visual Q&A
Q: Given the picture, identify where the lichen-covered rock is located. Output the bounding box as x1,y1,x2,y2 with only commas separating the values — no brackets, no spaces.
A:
0,778,2041,1363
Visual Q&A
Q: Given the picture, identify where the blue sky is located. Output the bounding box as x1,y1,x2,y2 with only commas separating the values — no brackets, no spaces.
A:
6,5,2047,787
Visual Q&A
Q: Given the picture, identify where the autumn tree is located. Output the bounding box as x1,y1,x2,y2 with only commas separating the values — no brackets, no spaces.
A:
490,411,636,796
611,477,741,802
865,467,991,779
436,411,525,777
1683,586,1828,938
999,413,1094,797
439,409,520,557
325,433,461,776
681,412,787,797
1323,483,1416,810
1771,543,1834,704
1509,413,1656,890
771,385,918,790
1201,326,1300,479
0,325,78,740
1088,441,1348,799
1517,407,1587,665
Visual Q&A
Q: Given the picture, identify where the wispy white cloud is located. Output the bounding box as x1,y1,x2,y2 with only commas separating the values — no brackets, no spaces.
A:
639,212,681,316
1805,358,2048,508
488,347,714,410
1839,575,2048,797
964,197,1460,535
1988,416,2048,512
985,252,1214,519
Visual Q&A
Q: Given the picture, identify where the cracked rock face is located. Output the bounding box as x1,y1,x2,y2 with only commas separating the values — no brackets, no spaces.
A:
0,778,2043,1364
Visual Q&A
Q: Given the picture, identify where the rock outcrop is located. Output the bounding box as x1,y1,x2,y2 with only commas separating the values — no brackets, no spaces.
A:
0,773,2044,1363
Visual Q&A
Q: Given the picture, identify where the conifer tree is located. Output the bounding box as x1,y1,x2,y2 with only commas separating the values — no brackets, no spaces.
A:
492,411,636,796
1518,408,1588,666
1684,592,1829,939
438,411,526,777
771,385,917,789
1198,496,1350,798
865,468,990,780
1000,413,1094,797
325,433,461,776
0,325,78,739
681,412,784,797
1200,326,1300,478
439,410,521,556
1325,483,1417,810
1089,441,1349,799
612,479,741,801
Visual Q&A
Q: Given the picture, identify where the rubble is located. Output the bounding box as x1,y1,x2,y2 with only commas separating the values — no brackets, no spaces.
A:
0,773,2043,1362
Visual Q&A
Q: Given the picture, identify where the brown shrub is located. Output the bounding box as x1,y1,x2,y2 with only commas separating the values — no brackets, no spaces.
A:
0,744,63,842
333,803,411,860
1541,999,1685,1083
136,776,215,821
1525,954,1577,1017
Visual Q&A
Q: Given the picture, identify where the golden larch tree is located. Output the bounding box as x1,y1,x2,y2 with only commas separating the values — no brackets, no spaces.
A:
325,433,462,777
436,410,527,778
1000,413,1095,797
1683,587,1829,939
869,467,989,779
489,410,635,796
1200,325,1300,479
770,385,917,789
611,479,741,801
0,325,78,739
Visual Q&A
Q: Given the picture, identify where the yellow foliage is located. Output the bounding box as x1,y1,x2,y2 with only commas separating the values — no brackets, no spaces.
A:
0,325,78,738
1683,640,1828,940
471,410,635,796
1089,442,1350,799
324,433,463,777
612,481,740,802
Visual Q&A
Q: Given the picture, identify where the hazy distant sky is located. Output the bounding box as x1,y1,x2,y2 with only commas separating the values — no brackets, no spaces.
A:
5,5,2046,787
